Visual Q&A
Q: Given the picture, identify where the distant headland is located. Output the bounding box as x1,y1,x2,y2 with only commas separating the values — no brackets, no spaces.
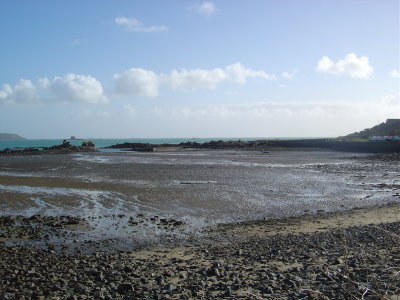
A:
0,133,26,140
344,119,400,138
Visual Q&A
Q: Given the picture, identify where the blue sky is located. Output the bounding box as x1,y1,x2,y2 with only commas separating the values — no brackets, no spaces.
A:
0,0,399,138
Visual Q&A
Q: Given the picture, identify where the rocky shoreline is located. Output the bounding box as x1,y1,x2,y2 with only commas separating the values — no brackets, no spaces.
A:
0,140,96,156
108,139,400,154
1,204,399,299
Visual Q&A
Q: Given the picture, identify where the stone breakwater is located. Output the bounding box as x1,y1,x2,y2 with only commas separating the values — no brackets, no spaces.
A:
0,140,96,156
0,205,400,299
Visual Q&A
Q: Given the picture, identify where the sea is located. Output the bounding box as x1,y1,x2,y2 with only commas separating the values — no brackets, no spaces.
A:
0,137,305,151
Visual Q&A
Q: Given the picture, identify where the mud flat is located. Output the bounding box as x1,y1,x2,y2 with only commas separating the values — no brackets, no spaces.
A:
1,204,400,299
1,149,400,298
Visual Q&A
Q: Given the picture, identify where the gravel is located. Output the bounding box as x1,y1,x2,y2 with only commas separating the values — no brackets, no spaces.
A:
0,212,399,299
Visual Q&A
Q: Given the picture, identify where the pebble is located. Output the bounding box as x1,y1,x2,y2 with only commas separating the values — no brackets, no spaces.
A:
0,214,399,299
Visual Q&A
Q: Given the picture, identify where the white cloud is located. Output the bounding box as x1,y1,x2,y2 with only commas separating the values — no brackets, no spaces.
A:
0,74,106,105
0,84,12,100
114,68,159,97
281,70,298,80
316,53,373,78
115,17,169,32
198,1,217,15
0,79,37,105
390,69,400,78
113,63,275,97
162,63,273,91
225,63,276,83
161,67,227,90
14,79,38,103
49,74,106,104
38,77,50,89
1,63,274,104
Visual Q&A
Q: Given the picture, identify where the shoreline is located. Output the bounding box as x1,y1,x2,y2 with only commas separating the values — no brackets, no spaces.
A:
1,203,400,299
217,201,400,236
0,140,96,156
108,139,400,154
2,138,399,158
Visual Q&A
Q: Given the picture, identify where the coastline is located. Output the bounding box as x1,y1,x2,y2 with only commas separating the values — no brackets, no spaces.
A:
107,139,400,154
0,140,96,156
2,137,400,155
1,203,399,299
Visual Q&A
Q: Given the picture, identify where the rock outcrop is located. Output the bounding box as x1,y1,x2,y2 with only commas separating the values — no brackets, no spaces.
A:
0,140,96,156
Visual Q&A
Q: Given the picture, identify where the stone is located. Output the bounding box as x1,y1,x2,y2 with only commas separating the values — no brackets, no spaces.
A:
118,283,134,292
164,283,175,292
206,268,220,277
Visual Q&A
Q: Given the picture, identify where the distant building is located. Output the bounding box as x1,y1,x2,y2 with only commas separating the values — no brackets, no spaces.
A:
369,136,400,142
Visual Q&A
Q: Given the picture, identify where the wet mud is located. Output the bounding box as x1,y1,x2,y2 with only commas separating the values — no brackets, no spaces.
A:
0,149,399,249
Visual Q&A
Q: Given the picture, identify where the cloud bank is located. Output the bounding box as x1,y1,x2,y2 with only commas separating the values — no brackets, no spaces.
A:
0,63,275,104
0,74,106,105
151,95,399,137
316,53,373,78
115,17,169,32
153,96,399,120
113,63,276,97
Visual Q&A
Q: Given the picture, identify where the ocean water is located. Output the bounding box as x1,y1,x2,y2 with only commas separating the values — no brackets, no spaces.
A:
0,137,301,151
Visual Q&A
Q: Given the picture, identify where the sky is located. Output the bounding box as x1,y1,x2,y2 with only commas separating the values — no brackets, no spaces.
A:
0,0,399,139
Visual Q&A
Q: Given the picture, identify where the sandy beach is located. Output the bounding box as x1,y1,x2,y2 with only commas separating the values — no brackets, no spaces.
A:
0,204,399,299
0,149,399,299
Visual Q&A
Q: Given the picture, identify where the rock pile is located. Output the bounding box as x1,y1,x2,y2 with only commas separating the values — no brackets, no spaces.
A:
0,141,96,156
128,214,185,228
44,140,95,152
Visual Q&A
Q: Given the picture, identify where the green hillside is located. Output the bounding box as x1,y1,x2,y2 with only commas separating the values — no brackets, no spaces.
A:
345,119,400,138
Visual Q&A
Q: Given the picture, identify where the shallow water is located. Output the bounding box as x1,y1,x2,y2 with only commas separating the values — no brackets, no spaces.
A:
0,150,398,246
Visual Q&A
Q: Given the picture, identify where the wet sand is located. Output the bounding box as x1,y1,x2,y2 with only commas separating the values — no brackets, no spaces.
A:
220,202,400,237
1,204,399,299
0,149,400,298
0,149,399,249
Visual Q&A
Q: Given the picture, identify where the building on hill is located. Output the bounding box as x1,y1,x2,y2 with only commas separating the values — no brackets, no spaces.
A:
369,136,400,142
345,119,400,139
